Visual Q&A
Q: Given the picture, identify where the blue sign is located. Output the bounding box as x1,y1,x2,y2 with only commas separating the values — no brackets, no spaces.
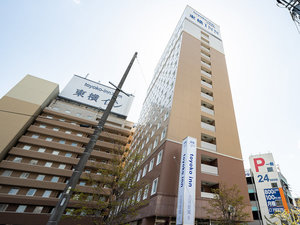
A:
264,188,284,214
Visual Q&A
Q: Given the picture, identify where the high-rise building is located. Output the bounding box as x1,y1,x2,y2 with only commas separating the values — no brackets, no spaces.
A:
0,75,134,225
246,153,294,225
123,5,252,224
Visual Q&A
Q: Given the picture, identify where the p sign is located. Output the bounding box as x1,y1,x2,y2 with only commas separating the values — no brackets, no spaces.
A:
253,158,265,172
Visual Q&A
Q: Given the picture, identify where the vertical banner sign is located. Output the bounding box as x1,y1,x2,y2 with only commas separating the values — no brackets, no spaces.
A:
176,136,197,225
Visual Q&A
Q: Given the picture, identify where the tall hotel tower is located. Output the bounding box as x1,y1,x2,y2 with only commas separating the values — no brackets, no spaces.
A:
126,6,252,224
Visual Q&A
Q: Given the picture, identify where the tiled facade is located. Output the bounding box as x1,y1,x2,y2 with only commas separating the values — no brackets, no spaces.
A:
0,76,134,225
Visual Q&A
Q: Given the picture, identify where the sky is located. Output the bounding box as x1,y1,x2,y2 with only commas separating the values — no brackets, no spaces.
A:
1,0,300,197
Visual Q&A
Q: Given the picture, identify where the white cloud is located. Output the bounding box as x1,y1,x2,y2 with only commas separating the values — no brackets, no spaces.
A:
73,0,80,4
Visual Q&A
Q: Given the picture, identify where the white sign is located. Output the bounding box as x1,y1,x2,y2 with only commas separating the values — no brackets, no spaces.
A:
184,6,221,39
249,153,287,225
176,136,197,225
59,75,134,117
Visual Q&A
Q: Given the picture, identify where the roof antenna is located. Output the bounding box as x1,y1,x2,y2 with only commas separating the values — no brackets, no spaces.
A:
85,73,89,79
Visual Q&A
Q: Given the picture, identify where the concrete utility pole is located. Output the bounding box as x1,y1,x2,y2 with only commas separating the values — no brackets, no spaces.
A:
47,52,138,225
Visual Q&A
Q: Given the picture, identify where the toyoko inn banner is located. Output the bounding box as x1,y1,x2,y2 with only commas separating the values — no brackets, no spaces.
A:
176,136,197,225
59,75,134,117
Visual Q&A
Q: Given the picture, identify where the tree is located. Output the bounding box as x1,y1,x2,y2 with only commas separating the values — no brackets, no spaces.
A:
203,184,250,224
63,148,149,225
265,199,300,225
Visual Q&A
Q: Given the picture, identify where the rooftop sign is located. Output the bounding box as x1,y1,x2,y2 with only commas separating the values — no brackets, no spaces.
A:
59,75,134,117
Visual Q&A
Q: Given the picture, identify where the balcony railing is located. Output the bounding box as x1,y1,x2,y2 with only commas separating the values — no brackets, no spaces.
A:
201,106,214,115
201,80,212,89
201,141,217,151
201,192,216,199
201,92,213,101
201,122,215,132
201,164,218,175
202,61,211,68
201,70,212,78
201,53,210,60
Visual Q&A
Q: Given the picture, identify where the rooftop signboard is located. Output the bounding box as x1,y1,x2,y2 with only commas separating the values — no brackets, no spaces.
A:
59,75,134,117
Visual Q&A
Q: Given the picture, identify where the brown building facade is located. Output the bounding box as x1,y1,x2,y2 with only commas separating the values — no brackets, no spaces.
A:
0,75,134,224
121,6,252,225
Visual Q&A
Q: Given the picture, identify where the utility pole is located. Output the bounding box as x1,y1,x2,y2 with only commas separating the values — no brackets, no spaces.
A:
47,52,138,225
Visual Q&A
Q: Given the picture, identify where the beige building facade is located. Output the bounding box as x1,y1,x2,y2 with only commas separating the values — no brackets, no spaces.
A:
0,75,134,224
121,6,252,225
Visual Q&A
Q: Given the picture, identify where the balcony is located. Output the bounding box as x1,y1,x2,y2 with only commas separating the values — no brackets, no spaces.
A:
201,69,212,78
201,45,210,52
201,52,210,60
201,164,218,175
201,92,213,101
201,122,215,132
201,106,214,115
201,192,216,198
201,141,216,151
201,80,212,89
201,181,219,198
201,60,211,68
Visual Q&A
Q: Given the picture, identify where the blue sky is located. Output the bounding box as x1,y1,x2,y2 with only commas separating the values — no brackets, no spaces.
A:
1,0,300,197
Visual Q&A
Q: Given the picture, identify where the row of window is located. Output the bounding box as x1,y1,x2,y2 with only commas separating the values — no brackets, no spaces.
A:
39,124,83,137
31,134,79,147
7,188,52,198
136,150,163,182
0,204,44,213
116,177,159,214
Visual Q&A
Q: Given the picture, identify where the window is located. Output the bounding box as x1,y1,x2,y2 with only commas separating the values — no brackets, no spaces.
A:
65,110,71,114
79,181,86,186
151,130,155,137
29,159,38,165
161,128,166,140
59,118,65,122
46,137,53,142
0,204,8,212
20,172,29,179
33,206,43,213
8,188,19,195
45,162,53,167
77,133,83,137
136,170,142,182
65,130,71,134
76,113,81,117
23,145,31,150
164,112,169,121
142,165,148,177
267,167,274,172
53,128,59,131
16,205,27,213
271,183,278,188
59,140,66,144
26,188,37,196
46,115,53,119
147,146,152,156
153,137,158,149
65,153,72,158
143,185,149,200
71,142,78,147
146,136,149,143
156,150,163,165
157,122,161,130
51,176,59,183
13,157,22,163
52,150,59,155
58,164,66,169
38,148,46,153
148,158,154,172
137,189,142,202
42,190,52,198
39,124,46,128
2,170,12,177
36,174,45,181
32,134,39,139
151,178,159,195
